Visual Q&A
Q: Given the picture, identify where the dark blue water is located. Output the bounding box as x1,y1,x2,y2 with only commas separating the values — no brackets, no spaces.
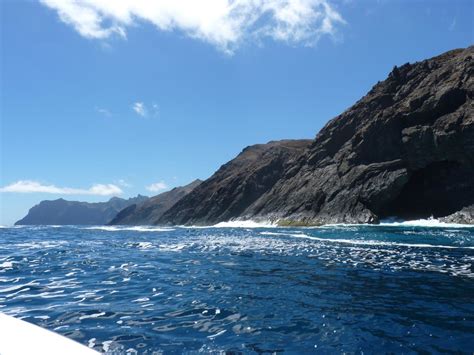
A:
0,224,473,354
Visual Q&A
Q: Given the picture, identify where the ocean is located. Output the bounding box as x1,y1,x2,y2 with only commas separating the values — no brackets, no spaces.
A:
0,223,473,353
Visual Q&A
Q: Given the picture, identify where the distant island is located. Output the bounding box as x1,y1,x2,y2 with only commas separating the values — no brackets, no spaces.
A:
15,180,203,226
15,195,149,225
16,47,474,226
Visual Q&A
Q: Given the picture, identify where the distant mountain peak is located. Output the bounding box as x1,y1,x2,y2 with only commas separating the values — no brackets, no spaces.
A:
15,196,143,226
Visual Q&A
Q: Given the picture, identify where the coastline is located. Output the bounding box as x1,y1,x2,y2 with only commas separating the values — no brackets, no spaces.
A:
7,217,474,230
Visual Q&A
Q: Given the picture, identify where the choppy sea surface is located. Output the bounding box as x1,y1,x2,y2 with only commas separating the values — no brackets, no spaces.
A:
0,222,473,354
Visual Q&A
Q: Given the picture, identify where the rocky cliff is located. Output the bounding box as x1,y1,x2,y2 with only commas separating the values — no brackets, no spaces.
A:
109,179,202,225
159,140,312,225
160,47,474,225
440,205,474,224
15,195,148,225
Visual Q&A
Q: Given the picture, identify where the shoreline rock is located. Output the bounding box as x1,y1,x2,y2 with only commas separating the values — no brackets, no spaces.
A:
440,205,474,225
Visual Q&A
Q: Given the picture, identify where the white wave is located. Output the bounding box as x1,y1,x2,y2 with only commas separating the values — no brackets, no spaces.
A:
378,218,474,228
158,244,186,252
312,218,474,229
259,231,288,236
180,217,473,229
132,297,150,303
177,219,277,229
136,242,153,249
207,329,227,339
0,261,14,269
83,226,174,232
211,220,276,228
79,312,105,320
14,241,69,249
260,231,474,250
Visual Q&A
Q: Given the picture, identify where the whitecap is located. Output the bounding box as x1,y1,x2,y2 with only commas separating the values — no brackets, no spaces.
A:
0,261,14,269
79,312,105,320
316,218,474,229
211,220,276,228
87,338,96,348
177,219,277,228
207,329,227,339
132,297,150,303
378,218,474,228
137,242,153,249
158,244,186,252
83,226,174,232
102,340,113,352
260,231,474,250
34,315,50,320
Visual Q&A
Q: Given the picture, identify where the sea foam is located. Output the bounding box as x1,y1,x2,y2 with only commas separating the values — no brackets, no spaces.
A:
83,226,174,232
212,220,276,228
260,231,474,250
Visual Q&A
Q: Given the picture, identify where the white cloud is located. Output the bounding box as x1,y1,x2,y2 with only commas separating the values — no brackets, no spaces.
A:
146,181,169,192
116,179,132,187
0,180,123,196
152,103,159,117
96,107,112,117
39,0,345,53
132,102,147,117
449,17,456,31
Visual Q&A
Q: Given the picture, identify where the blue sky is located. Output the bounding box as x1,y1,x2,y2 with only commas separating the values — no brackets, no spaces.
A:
1,0,472,225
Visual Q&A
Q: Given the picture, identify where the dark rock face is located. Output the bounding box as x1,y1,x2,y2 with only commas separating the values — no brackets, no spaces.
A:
159,140,312,225
161,47,473,225
249,47,474,224
440,205,474,224
15,195,149,225
109,180,202,225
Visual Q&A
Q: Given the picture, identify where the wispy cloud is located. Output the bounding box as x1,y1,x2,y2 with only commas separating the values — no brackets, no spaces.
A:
39,0,345,54
146,181,169,192
0,180,123,196
96,107,112,117
152,103,159,118
449,17,456,31
132,102,147,117
116,179,132,188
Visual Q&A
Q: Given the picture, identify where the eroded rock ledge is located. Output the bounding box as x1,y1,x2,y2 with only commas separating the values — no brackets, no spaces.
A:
440,205,474,225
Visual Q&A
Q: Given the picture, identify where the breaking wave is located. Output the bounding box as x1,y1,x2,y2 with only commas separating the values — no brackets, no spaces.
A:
211,220,276,228
82,226,175,232
378,218,474,228
259,231,474,249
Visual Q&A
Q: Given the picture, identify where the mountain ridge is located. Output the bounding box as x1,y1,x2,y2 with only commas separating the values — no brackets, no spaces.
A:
109,179,202,225
15,195,148,225
158,46,474,225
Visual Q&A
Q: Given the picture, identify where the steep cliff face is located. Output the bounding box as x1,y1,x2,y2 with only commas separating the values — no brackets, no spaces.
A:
249,47,474,224
15,195,148,225
109,180,202,225
159,140,312,225
160,47,473,225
